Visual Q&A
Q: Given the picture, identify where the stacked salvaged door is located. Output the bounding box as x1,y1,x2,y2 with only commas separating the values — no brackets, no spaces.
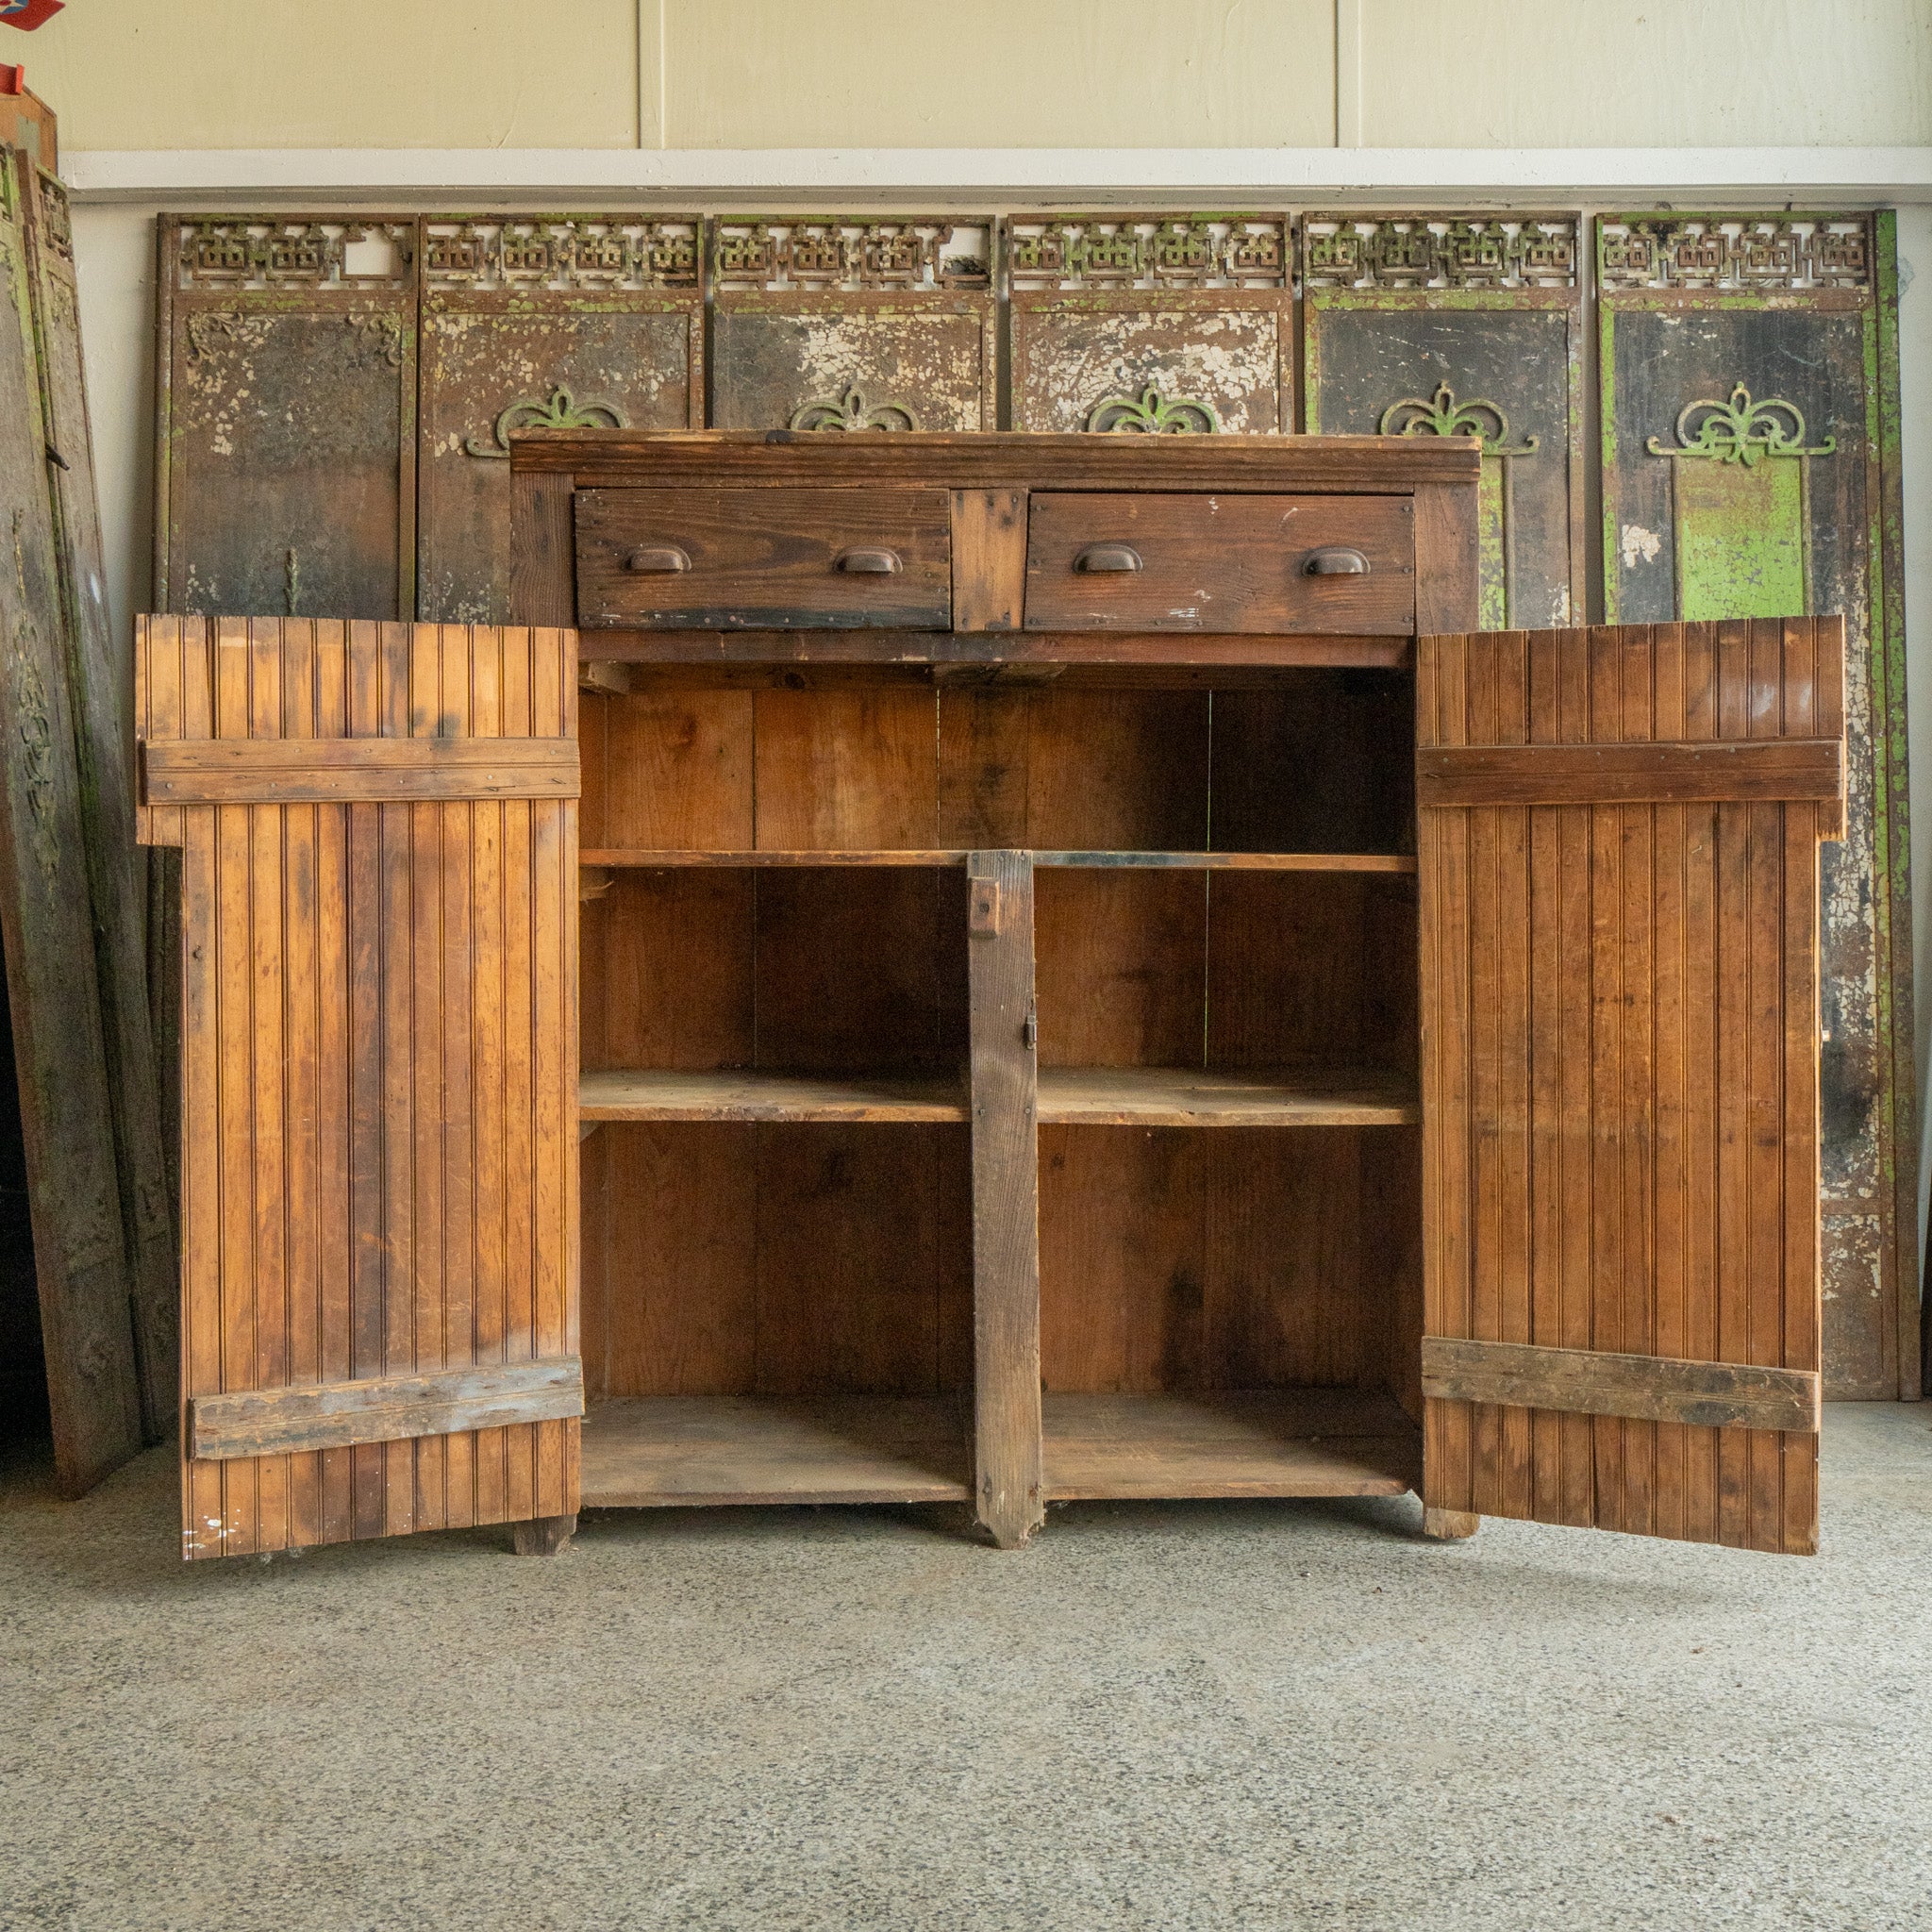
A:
1417,618,1838,1554
136,617,582,1557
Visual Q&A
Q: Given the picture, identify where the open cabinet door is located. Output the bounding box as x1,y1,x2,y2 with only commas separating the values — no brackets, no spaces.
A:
1417,621,1839,1555
137,618,581,1559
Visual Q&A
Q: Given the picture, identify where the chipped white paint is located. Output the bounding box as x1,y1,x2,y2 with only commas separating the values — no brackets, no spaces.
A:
1620,524,1663,569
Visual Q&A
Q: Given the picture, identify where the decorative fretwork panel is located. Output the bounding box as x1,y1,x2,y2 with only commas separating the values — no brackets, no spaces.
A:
1007,214,1290,434
1302,216,1578,291
1600,210,1911,1399
709,218,994,433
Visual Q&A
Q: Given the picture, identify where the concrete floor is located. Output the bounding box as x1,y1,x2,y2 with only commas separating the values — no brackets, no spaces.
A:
1,1406,1929,1931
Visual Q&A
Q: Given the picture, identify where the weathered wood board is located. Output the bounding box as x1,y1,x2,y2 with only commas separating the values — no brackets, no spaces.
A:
137,618,581,1558
0,150,143,1491
709,219,995,431
22,160,177,1435
1304,215,1584,630
1601,216,1913,1398
1007,216,1291,433
417,217,703,623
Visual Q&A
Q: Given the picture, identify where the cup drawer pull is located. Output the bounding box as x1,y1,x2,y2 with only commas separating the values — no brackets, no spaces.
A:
1305,546,1370,575
835,547,902,575
1074,543,1143,574
625,545,691,574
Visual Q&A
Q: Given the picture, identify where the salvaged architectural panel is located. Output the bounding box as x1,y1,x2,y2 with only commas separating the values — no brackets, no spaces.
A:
709,219,994,431
155,217,417,621
1600,214,1913,1397
417,217,703,623
1304,215,1583,629
1008,215,1290,433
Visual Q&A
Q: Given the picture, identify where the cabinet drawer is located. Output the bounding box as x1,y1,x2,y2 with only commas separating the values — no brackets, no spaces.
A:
1024,493,1415,635
575,488,952,630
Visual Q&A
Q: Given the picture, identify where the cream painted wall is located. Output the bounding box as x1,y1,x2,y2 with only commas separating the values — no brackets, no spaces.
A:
1356,1,1932,149
24,0,643,150
21,0,1931,154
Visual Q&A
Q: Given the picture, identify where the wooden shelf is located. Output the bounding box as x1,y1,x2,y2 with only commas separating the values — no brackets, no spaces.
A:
1042,1390,1418,1500
581,1394,972,1507
1038,1066,1420,1127
579,1067,968,1124
581,848,1415,873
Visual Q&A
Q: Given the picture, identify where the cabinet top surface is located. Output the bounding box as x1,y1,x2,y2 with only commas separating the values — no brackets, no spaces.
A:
508,428,1481,493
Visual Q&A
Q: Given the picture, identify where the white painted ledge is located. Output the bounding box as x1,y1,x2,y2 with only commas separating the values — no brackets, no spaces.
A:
61,146,1932,206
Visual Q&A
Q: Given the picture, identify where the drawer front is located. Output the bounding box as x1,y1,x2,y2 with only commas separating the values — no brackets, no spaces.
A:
1024,492,1415,634
575,488,952,630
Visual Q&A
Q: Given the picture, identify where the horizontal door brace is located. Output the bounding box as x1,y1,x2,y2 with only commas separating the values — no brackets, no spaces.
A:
189,1358,586,1460
1416,738,1841,808
1422,1336,1820,1433
142,736,580,805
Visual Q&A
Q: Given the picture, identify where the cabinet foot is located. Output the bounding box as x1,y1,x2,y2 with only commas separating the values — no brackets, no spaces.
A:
977,1491,1044,1551
512,1512,577,1557
1422,1507,1479,1541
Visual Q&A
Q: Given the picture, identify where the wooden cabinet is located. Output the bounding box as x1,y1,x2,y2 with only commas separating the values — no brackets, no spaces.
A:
137,432,1840,1561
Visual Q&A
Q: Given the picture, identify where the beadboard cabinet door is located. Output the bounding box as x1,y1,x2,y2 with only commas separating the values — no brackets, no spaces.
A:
137,617,582,1559
1418,619,1839,1555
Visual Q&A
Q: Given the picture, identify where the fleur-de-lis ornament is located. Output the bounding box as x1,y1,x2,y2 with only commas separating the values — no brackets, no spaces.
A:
1085,386,1221,435
1378,382,1536,457
465,386,627,458
789,386,919,432
1646,383,1836,466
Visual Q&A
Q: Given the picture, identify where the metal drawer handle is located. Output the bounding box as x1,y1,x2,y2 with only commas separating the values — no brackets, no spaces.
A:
1075,542,1143,574
835,547,902,575
1305,546,1370,575
625,545,691,574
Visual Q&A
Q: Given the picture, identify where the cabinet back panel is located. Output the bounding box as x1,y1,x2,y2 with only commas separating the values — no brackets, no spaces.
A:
1209,675,1416,854
585,687,756,851
584,866,966,1074
1035,870,1416,1074
584,1122,971,1399
1040,1125,1417,1395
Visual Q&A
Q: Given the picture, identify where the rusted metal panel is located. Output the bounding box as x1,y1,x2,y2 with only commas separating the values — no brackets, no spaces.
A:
709,218,994,431
418,216,703,623
1007,215,1290,434
154,216,416,621
1601,214,1913,1397
1303,215,1584,630
0,149,143,1491
22,162,177,1434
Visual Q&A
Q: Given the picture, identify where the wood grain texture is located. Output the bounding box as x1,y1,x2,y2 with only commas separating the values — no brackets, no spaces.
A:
137,620,580,1558
580,1068,965,1123
191,1359,585,1459
576,487,952,630
142,736,580,803
967,850,1043,1548
0,164,143,1495
1037,1066,1418,1126
1025,493,1415,636
1416,739,1842,808
950,489,1027,632
511,428,1480,493
1418,621,1840,1555
1421,1337,1820,1433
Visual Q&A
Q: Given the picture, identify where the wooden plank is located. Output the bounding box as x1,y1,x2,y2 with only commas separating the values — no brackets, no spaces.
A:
580,1068,967,1123
191,1359,587,1459
0,155,142,1494
24,166,179,1439
950,489,1027,632
577,848,1418,872
1421,1337,1820,1433
142,736,579,804
579,1393,970,1507
752,686,939,849
509,471,575,626
966,850,1043,1549
1035,869,1205,1068
1041,1389,1417,1500
1416,738,1842,807
598,687,753,849
510,428,1481,492
1037,1065,1419,1126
